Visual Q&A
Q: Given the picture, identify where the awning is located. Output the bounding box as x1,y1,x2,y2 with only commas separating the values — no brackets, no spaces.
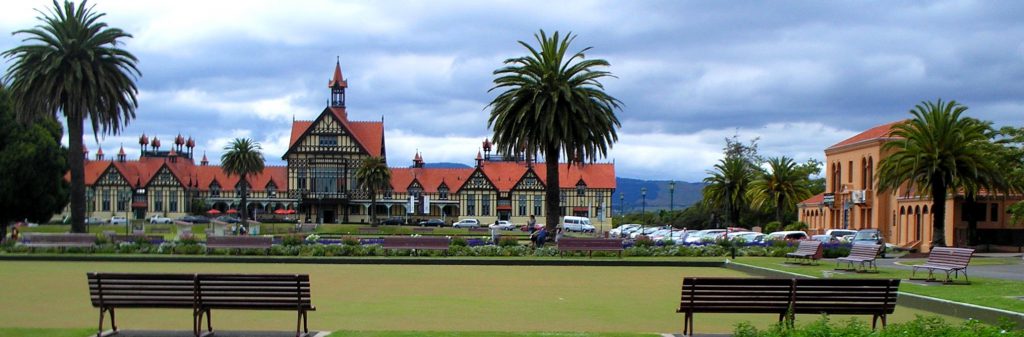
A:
496,205,512,211
573,206,589,212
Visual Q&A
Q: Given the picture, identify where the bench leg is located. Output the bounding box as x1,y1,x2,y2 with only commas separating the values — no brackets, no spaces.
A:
296,310,303,337
206,309,213,332
97,308,105,337
683,312,693,336
303,310,309,333
109,308,117,332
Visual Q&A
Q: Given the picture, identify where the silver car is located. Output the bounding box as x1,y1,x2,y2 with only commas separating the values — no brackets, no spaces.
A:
453,219,480,228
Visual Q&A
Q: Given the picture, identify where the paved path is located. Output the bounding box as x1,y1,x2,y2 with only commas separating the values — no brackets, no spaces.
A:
873,255,1024,281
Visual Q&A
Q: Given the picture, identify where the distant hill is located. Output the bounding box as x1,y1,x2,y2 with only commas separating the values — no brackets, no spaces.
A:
614,178,704,212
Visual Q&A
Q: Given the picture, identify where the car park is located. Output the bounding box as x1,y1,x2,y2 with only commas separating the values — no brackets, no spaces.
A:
766,230,809,242
380,217,405,226
731,232,765,243
683,229,726,244
488,220,515,230
629,226,660,239
453,219,480,228
179,215,211,224
811,234,839,244
418,219,445,227
825,229,858,242
560,216,595,232
109,216,128,225
610,224,640,238
852,229,884,245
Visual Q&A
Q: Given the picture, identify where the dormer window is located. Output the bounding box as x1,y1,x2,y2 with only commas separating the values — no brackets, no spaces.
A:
267,182,277,197
319,135,338,147
576,181,587,196
439,186,449,200
210,182,221,197
409,186,423,198
384,188,393,199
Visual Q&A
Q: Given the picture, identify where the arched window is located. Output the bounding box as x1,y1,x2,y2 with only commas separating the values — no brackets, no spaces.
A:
922,205,929,214
866,157,874,190
861,158,867,189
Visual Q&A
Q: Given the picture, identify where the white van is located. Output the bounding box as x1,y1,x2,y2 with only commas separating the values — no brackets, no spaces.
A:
560,216,595,233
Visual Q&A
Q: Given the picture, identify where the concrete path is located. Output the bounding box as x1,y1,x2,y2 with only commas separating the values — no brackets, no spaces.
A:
873,255,1024,281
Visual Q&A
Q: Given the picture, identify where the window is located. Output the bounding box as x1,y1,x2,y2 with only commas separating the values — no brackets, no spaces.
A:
848,161,853,183
101,190,111,212
384,188,393,199
116,189,127,211
991,203,999,222
560,191,567,205
481,194,491,216
154,191,163,212
169,191,178,212
439,186,449,200
210,183,221,197
534,195,542,215
297,170,307,190
319,135,338,147
518,195,527,216
410,186,423,199
466,194,476,216
267,183,277,197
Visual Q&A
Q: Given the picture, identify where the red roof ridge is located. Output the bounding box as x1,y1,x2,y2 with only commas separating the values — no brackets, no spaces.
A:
827,120,905,151
799,193,825,205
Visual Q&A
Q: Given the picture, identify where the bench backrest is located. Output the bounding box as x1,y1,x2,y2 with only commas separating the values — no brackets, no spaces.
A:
88,273,196,309
792,278,899,315
205,235,273,248
21,233,96,245
847,243,881,259
795,240,822,255
558,238,623,250
679,277,794,314
925,247,974,268
196,274,312,310
382,236,450,249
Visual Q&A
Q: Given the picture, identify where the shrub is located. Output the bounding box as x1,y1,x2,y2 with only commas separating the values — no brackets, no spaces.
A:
634,236,655,247
341,236,360,246
734,315,1023,337
533,247,558,256
783,221,808,232
281,235,304,246
823,245,851,258
498,236,519,247
451,236,468,247
764,221,782,233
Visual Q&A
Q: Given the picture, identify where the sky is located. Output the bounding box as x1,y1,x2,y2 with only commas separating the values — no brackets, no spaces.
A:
1,0,1022,182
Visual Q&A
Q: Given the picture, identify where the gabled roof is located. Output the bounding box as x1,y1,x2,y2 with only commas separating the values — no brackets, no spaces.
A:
533,163,617,189
328,61,348,88
798,192,825,205
77,156,288,192
385,161,616,194
390,167,474,193
827,121,903,151
284,107,384,158
481,162,529,192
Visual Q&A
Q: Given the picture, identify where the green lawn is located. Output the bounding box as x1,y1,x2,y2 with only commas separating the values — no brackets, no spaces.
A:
731,257,1024,313
0,329,656,337
0,261,951,336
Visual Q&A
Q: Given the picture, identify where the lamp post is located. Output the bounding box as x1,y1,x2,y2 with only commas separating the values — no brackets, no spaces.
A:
641,187,647,236
669,181,676,212
619,193,624,221
118,190,130,235
85,188,95,233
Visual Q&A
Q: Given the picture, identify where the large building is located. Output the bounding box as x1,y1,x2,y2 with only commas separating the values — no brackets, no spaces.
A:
67,62,616,226
797,121,1023,252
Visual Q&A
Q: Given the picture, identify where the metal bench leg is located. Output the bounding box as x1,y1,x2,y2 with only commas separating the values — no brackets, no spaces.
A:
97,308,105,337
206,309,213,332
296,311,302,337
303,310,309,333
110,308,117,331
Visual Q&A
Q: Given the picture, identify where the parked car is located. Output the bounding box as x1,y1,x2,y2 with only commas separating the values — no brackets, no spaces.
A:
852,229,884,245
560,216,595,232
731,232,765,244
148,215,173,224
109,216,128,225
380,217,405,226
811,234,839,244
179,215,210,224
669,230,689,244
648,229,674,241
825,229,858,242
683,229,726,244
488,220,515,230
418,219,446,227
84,217,105,225
453,219,480,228
610,224,640,238
215,215,240,223
766,230,809,242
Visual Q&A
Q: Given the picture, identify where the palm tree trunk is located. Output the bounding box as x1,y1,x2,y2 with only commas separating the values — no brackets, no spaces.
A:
240,176,249,228
370,191,377,227
68,117,86,233
545,144,561,231
775,194,784,225
965,193,978,246
930,180,947,249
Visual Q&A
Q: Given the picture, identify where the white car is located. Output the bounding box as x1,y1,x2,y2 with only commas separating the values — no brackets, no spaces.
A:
728,231,765,243
148,215,172,224
610,224,640,238
453,219,480,228
488,220,516,230
683,229,727,244
766,230,809,242
109,216,128,225
630,226,660,239
648,229,674,241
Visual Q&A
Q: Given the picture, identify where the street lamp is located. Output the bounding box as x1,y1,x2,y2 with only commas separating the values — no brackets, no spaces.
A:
85,188,95,232
669,181,676,212
619,193,624,220
118,190,130,235
641,187,647,236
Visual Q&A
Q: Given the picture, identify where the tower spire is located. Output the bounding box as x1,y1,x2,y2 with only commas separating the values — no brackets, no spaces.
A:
328,60,347,108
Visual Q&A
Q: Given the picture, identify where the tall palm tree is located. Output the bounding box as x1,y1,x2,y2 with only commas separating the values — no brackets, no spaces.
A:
3,0,139,233
747,156,812,224
877,99,1000,249
488,30,621,231
702,156,754,228
355,156,391,226
221,138,264,229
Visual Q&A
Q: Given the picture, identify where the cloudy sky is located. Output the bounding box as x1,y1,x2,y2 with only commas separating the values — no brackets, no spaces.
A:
2,0,1022,182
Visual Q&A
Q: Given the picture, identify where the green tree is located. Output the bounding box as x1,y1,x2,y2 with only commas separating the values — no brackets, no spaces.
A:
3,0,140,233
0,85,69,239
876,100,1001,249
221,138,264,229
795,158,826,195
487,30,622,231
702,156,754,227
747,156,813,224
355,156,391,226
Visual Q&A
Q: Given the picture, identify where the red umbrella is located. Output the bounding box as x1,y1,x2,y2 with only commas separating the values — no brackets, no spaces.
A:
286,209,296,214
226,208,238,214
273,209,287,215
206,209,221,215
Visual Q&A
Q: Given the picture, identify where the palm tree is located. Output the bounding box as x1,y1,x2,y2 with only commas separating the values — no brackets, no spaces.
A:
488,30,621,231
221,138,264,229
876,99,1000,249
702,156,754,228
355,156,391,226
3,0,139,233
746,156,813,224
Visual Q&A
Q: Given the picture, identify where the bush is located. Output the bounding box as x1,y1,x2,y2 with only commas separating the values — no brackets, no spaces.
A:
783,221,808,232
451,236,468,247
764,221,782,233
341,236,360,246
734,315,1023,337
634,236,655,247
498,236,519,247
281,235,304,246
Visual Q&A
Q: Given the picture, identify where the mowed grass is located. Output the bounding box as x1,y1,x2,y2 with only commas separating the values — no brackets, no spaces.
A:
0,261,952,335
731,257,1024,313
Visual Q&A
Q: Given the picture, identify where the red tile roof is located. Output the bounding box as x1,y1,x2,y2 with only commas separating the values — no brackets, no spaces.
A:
328,61,347,88
798,193,825,205
286,108,384,157
388,161,616,193
76,156,287,192
288,121,313,148
390,167,474,193
827,120,903,151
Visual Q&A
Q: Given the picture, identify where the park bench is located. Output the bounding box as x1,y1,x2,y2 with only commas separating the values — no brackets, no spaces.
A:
87,272,315,337
110,234,165,245
293,223,317,233
835,243,881,272
785,240,823,265
357,227,378,235
412,227,434,234
19,233,95,251
556,238,624,258
676,277,901,335
910,247,975,284
205,235,273,254
382,236,450,255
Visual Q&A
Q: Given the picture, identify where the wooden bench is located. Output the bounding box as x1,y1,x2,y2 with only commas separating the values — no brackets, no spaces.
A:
835,243,881,272
785,240,823,265
205,235,273,254
88,273,315,337
357,227,378,235
382,236,450,255
293,223,317,233
911,247,975,284
19,233,95,251
557,238,624,258
110,234,165,244
676,277,900,335
792,278,900,329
